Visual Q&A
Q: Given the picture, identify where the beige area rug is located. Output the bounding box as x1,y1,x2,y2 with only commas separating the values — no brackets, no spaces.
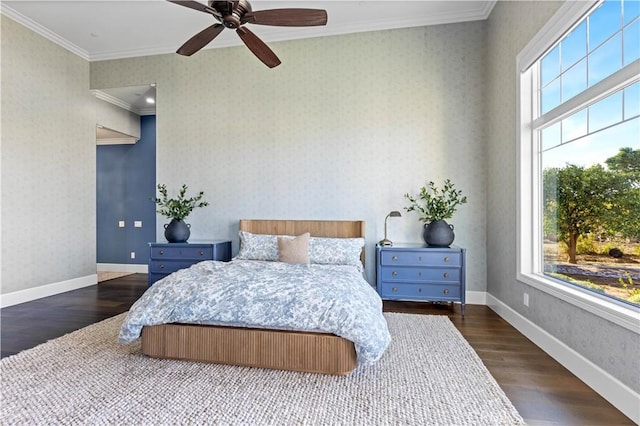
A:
0,313,525,425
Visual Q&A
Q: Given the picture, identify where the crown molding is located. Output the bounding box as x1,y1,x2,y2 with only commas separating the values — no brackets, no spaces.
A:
90,4,496,61
4,1,497,62
96,138,138,145
92,90,135,112
1,3,89,61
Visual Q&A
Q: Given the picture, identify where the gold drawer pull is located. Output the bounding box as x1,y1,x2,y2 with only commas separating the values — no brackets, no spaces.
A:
392,256,398,261
159,250,165,255
443,272,449,278
443,289,449,295
443,256,449,262
159,264,165,269
392,287,398,292
392,271,398,277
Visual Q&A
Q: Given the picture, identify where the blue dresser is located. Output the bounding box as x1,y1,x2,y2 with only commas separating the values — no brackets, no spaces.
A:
148,240,232,286
376,243,466,316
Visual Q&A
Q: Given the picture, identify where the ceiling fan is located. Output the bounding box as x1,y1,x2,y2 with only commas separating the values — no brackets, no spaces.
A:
167,0,328,68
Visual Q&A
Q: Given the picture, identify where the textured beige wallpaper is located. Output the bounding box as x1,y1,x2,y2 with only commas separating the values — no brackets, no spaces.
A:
1,15,96,293
91,22,488,289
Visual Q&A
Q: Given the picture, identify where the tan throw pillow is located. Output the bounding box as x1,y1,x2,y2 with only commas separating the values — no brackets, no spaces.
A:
277,233,310,264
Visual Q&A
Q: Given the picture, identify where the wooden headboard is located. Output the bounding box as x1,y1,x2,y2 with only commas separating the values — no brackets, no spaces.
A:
239,219,366,265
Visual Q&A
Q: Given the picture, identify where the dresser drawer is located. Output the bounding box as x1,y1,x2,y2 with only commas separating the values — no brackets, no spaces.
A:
148,241,232,286
379,283,461,301
149,259,203,274
150,246,213,260
379,266,460,282
380,250,461,267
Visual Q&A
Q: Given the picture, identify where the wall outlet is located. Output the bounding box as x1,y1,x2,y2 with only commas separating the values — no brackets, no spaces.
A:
130,251,135,259
118,221,125,228
134,221,142,228
523,292,529,307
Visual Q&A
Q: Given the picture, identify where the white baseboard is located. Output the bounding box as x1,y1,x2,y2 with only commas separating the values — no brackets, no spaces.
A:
486,293,639,424
97,263,148,274
0,274,97,308
466,290,486,305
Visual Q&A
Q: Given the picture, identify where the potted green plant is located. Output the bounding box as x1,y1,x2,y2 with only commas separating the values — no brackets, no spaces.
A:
404,179,467,247
154,184,209,243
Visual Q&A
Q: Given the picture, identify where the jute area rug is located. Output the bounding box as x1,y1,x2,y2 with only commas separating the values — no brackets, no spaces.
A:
1,312,525,425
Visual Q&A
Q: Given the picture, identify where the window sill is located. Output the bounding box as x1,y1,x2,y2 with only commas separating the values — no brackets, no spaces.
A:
518,272,640,333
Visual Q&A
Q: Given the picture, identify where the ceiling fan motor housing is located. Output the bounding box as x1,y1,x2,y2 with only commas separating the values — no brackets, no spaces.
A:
212,0,251,29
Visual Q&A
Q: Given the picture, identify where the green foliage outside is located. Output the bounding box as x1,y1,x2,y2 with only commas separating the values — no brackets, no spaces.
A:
618,274,640,304
543,147,640,264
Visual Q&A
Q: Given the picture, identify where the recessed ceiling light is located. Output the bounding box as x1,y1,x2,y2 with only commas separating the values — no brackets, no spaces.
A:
146,97,155,104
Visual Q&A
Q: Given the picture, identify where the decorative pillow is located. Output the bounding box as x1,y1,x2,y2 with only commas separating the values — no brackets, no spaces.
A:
235,231,279,261
277,233,310,264
309,237,364,267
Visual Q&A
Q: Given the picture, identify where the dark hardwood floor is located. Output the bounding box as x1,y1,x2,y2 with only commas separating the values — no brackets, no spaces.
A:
1,274,634,425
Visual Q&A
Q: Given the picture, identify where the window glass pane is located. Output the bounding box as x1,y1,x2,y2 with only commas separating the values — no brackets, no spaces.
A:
562,21,587,70
589,0,622,51
562,109,588,142
624,81,640,119
589,33,623,86
541,79,561,114
541,44,560,86
542,122,562,151
543,118,639,168
562,59,587,101
623,0,640,25
589,91,623,132
623,18,640,64
541,117,639,307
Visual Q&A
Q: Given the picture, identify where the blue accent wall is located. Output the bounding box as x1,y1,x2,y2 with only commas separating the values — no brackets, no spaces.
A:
97,115,156,264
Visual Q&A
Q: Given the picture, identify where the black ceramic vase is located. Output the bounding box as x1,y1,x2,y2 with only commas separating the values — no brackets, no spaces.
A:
423,220,455,247
164,219,191,243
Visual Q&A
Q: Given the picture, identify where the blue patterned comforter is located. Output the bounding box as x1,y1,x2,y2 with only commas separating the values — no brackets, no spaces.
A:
119,260,391,364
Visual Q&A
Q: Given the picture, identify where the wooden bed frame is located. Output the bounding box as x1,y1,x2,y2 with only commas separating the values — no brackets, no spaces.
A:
141,219,365,375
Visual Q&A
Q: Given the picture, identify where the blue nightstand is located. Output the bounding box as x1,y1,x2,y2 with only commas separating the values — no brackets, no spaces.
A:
148,240,231,286
376,243,466,316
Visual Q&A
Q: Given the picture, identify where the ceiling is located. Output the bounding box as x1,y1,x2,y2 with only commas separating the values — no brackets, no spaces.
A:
93,84,157,115
2,1,496,61
3,1,495,118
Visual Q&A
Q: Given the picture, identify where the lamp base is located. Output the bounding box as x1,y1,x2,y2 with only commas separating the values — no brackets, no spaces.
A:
379,239,393,246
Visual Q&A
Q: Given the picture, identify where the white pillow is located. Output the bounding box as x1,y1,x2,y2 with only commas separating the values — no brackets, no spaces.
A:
235,231,364,267
309,237,364,267
235,231,279,261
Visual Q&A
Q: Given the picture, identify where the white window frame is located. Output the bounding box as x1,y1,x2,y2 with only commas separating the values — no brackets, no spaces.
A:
517,0,640,333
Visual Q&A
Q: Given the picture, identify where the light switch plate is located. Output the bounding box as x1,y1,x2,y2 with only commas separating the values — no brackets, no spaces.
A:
118,221,125,228
134,221,142,228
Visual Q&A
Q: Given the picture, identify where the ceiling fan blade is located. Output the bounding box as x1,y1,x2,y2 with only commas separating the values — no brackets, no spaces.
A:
167,0,220,17
236,27,281,68
177,24,225,56
242,9,327,27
